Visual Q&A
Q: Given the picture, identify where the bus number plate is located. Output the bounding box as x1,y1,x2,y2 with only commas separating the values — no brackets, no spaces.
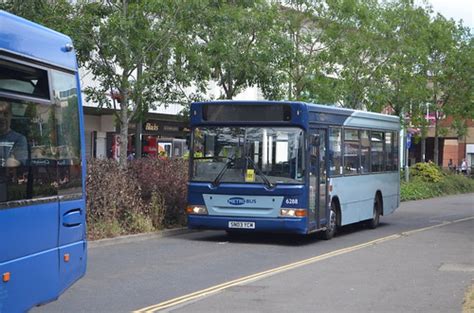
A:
228,221,255,229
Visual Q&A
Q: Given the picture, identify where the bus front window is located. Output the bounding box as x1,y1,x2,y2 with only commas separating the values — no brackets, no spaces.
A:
191,127,305,184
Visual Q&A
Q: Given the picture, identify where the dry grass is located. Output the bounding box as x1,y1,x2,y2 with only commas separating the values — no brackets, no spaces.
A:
463,283,474,313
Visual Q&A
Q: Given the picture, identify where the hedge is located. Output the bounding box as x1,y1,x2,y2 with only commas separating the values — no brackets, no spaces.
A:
86,158,187,240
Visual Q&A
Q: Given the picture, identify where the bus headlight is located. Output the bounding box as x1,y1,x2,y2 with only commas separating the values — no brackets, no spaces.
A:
280,208,307,218
186,205,208,215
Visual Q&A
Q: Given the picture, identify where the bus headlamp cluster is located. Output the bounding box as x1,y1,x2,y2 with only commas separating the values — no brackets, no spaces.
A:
280,208,306,218
186,205,208,215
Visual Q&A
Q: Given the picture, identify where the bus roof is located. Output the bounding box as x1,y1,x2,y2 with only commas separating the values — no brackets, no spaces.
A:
0,10,77,71
192,100,400,130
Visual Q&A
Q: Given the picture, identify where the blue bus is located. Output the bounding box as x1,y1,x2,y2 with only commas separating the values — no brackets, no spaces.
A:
0,11,86,312
187,101,400,239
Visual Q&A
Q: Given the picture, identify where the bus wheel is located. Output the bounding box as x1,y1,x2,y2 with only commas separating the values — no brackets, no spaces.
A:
367,195,381,229
321,203,337,240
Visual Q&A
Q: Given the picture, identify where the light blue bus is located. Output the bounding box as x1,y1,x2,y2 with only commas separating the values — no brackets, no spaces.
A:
0,11,86,312
187,101,400,239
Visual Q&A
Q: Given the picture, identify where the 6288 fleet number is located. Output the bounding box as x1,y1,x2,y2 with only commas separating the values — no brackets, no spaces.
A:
285,198,298,205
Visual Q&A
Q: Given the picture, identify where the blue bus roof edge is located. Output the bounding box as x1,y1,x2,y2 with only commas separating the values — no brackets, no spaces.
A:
0,10,77,71
193,100,399,121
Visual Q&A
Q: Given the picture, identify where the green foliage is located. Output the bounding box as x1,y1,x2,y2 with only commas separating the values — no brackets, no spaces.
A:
400,177,441,201
401,173,474,201
410,162,444,183
0,0,74,34
188,0,283,100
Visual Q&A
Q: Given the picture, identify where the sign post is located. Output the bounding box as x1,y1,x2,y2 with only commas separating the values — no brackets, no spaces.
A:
405,133,411,182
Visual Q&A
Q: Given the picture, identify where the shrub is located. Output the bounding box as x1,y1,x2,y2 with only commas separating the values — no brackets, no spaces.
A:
129,157,188,226
401,172,474,201
86,157,189,239
148,191,167,229
86,158,148,239
410,162,444,183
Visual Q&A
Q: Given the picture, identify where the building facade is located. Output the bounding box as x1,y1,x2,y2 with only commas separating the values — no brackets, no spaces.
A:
408,116,474,171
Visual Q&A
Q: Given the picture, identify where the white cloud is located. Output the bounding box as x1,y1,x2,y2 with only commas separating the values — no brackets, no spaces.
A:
418,0,474,28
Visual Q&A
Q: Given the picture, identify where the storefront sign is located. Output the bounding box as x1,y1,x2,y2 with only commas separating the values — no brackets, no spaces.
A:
163,125,179,132
145,122,159,131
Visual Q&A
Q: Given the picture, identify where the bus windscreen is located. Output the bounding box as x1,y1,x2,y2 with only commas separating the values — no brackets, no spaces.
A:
202,104,291,122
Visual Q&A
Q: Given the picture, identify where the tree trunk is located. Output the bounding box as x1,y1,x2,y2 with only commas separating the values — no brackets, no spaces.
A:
119,96,129,169
420,137,426,162
135,63,143,159
433,117,439,165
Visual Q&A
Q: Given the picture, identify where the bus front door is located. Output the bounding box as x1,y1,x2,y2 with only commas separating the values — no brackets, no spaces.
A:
310,129,328,229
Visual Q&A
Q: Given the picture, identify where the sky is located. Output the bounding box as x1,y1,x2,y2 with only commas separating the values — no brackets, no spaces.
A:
420,0,474,28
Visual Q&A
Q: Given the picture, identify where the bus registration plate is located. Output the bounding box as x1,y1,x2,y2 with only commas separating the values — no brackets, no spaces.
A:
228,221,255,229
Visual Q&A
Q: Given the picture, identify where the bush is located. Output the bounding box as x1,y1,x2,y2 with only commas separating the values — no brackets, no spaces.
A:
129,157,188,226
86,157,188,240
410,162,444,183
401,172,474,201
86,158,146,239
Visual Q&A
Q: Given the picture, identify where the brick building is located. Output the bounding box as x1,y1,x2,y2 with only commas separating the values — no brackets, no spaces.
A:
408,116,474,170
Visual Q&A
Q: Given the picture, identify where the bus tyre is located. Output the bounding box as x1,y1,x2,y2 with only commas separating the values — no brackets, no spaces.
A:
321,203,337,240
368,195,381,229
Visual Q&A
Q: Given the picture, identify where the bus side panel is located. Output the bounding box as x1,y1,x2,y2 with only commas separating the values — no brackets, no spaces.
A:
330,173,399,226
0,203,60,312
58,241,86,295
0,248,59,313
0,203,59,263
58,198,87,295
59,199,86,246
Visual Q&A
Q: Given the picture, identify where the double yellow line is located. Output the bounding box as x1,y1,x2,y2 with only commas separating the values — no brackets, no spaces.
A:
134,216,473,313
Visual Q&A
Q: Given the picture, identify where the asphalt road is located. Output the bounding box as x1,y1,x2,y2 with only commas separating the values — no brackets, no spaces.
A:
32,194,474,313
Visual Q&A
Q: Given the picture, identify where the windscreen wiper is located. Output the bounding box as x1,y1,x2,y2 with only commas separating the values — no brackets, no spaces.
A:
245,156,275,189
212,156,235,187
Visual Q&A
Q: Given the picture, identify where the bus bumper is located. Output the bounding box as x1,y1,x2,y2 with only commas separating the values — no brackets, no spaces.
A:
187,215,309,235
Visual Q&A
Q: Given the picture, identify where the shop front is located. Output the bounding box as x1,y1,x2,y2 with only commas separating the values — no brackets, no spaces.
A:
106,119,189,159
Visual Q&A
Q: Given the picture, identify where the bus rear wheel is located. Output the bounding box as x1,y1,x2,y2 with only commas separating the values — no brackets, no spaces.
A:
367,195,381,229
321,203,337,240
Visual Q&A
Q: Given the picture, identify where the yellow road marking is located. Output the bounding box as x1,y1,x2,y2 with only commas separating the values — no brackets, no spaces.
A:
133,216,474,313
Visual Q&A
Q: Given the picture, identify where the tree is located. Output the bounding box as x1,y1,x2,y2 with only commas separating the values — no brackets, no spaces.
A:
0,0,73,34
191,0,283,100
369,1,431,115
439,26,474,140
273,0,366,103
74,0,198,168
420,15,472,165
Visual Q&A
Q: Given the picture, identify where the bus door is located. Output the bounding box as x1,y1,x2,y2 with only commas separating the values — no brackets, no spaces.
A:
309,129,328,229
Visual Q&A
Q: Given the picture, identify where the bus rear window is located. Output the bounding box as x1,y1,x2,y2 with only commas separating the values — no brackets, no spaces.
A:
202,104,292,122
0,59,49,100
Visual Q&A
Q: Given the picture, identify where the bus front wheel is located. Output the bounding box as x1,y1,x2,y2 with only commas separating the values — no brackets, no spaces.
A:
321,202,337,240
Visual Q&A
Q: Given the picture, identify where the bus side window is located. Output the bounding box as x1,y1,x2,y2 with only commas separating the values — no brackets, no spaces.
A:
343,129,360,175
370,131,384,172
329,128,342,176
52,70,83,196
360,130,370,173
393,132,399,170
385,132,392,171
